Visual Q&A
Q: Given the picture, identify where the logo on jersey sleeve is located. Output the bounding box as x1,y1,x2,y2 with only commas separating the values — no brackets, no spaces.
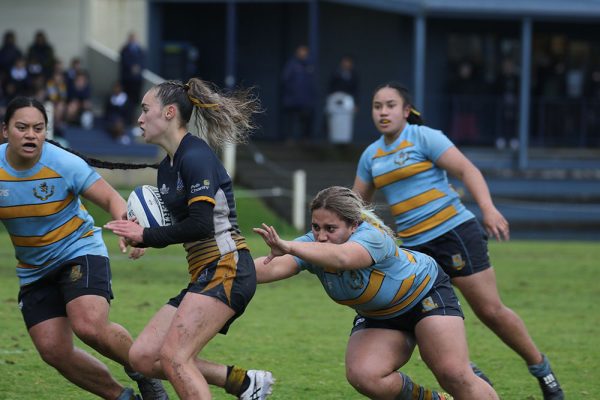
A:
190,179,210,193
0,187,8,196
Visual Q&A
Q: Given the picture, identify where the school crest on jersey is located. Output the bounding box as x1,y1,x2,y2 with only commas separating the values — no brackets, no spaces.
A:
348,270,365,290
32,182,55,201
70,265,83,282
176,172,185,194
420,296,439,312
394,151,410,166
159,183,169,195
451,253,466,270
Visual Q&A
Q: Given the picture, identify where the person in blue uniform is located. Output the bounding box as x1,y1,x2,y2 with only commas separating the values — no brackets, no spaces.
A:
0,96,167,400
104,78,274,400
352,81,563,400
253,186,499,400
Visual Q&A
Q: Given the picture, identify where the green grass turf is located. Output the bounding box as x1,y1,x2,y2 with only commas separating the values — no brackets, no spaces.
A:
0,193,598,398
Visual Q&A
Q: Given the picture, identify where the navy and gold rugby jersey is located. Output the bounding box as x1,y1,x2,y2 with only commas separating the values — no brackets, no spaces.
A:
0,142,108,286
293,222,438,319
157,133,247,281
356,123,474,246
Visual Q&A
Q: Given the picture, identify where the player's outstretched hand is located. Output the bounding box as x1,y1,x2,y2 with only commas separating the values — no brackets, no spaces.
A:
253,223,291,263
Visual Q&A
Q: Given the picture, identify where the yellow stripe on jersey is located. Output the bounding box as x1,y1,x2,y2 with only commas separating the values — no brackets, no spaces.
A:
10,216,85,247
0,166,61,181
397,205,457,239
389,274,415,304
390,189,446,216
17,260,54,269
372,140,413,159
188,196,216,206
80,229,94,238
198,252,237,303
373,161,433,189
0,193,74,219
360,275,431,318
336,270,385,306
186,235,248,279
185,239,217,257
401,249,416,263
188,249,222,273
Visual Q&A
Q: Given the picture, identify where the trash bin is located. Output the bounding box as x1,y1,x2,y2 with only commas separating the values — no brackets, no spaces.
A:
326,91,355,144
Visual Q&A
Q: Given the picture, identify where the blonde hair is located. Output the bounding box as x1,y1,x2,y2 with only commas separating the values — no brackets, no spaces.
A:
153,78,261,149
310,186,395,238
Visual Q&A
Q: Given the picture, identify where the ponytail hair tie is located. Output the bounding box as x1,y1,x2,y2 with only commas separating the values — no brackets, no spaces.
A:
188,94,219,109
410,108,421,116
183,83,190,91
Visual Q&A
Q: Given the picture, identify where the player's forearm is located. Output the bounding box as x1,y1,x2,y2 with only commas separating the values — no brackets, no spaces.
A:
461,167,496,213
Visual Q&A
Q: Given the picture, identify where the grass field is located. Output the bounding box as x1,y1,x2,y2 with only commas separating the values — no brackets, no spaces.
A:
0,193,598,399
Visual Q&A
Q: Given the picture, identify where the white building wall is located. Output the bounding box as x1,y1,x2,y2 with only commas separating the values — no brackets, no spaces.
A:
89,0,147,53
0,0,147,67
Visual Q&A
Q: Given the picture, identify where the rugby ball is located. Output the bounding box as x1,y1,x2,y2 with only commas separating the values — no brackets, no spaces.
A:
127,185,172,228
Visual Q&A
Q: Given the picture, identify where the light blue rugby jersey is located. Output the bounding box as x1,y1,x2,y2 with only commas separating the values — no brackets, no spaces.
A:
356,123,474,246
293,222,438,319
0,142,108,286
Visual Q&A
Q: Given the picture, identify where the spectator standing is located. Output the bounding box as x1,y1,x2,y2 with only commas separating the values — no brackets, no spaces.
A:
281,45,316,144
329,54,359,103
326,55,359,144
494,57,520,150
119,32,145,121
0,31,23,82
27,30,55,79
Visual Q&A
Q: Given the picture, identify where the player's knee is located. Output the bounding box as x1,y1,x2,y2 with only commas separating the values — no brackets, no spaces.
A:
432,364,471,393
71,321,102,346
37,342,71,368
346,365,379,396
475,302,506,325
129,344,155,375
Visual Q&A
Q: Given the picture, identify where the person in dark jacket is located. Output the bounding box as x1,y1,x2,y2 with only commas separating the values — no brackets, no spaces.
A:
0,31,23,82
120,32,145,123
281,45,316,143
